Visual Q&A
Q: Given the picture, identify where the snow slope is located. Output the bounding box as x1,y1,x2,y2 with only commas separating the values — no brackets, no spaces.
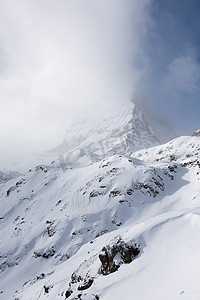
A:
0,101,199,300
0,133,200,300
0,170,21,184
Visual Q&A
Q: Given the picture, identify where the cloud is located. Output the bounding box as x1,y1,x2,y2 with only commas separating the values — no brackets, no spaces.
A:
1,0,199,170
161,52,200,96
0,0,152,166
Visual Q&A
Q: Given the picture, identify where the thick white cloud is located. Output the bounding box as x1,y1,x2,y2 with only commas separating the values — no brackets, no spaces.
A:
0,0,151,165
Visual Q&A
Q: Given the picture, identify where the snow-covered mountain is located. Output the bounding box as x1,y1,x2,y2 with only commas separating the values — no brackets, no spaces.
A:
0,101,175,174
0,101,199,300
55,101,175,160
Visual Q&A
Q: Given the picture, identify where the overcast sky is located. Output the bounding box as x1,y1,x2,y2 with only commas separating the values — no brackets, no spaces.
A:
0,0,200,167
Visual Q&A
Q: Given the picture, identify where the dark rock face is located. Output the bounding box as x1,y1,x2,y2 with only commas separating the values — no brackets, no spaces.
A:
33,247,55,259
63,238,140,298
65,289,73,298
77,278,93,291
43,285,49,294
65,273,94,298
99,238,140,275
192,129,200,136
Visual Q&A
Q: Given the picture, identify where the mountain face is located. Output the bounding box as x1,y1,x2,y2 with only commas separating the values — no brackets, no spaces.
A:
54,101,174,160
0,102,199,300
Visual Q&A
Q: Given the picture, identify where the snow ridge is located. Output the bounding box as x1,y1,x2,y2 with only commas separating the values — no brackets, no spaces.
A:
0,102,200,300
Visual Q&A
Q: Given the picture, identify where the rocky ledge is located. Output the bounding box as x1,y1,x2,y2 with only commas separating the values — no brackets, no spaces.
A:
192,129,200,136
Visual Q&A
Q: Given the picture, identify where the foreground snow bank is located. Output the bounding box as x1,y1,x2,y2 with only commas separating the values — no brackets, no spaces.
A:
0,135,200,299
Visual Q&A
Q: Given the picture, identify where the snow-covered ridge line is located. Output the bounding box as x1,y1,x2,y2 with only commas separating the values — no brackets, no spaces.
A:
0,133,200,299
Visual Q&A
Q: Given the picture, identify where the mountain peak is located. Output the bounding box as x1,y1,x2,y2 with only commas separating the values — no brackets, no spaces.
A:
54,100,173,163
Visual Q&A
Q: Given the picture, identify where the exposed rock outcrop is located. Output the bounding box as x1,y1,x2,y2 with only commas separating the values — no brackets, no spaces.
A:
99,238,140,275
192,129,200,136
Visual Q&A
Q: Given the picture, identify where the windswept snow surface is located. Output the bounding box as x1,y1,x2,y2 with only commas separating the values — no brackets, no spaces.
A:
0,101,199,300
0,170,21,184
0,133,200,300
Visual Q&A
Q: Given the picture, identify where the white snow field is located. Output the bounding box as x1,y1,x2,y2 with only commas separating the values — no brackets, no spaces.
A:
0,101,199,300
